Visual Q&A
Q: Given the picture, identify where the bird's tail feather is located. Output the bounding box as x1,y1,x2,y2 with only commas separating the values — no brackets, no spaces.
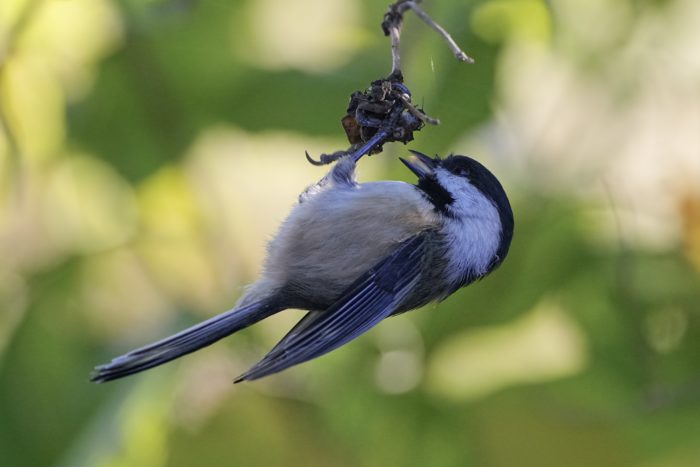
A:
91,300,279,383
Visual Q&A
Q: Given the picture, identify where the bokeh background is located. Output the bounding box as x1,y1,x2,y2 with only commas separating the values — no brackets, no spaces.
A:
1,0,700,465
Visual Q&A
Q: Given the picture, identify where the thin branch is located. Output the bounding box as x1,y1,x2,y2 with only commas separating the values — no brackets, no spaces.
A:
383,0,473,78
404,1,474,63
306,0,472,165
398,94,440,125
389,22,402,77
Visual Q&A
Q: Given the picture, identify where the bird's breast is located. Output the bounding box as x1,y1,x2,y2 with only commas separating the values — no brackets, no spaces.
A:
263,181,439,304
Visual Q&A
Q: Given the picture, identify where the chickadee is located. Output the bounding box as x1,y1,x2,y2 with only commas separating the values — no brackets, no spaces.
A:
92,150,513,383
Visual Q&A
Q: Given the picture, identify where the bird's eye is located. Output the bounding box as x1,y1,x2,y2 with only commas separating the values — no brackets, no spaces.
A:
453,167,469,177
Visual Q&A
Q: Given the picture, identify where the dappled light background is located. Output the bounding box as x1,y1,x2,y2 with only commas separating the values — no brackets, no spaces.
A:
1,0,699,466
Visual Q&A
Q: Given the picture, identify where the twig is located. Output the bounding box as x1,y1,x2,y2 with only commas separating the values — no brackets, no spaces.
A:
383,0,473,78
398,94,440,125
404,1,474,64
306,0,472,165
389,22,402,77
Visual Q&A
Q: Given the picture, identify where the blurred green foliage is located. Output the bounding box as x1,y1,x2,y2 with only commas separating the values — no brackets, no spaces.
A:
1,0,700,466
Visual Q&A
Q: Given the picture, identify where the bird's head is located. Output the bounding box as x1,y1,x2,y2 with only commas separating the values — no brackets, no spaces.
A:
400,150,514,273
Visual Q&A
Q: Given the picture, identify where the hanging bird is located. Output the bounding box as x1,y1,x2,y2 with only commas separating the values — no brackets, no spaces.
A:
91,151,513,383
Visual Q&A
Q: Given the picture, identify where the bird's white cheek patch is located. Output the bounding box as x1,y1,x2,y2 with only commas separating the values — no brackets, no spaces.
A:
444,212,501,283
437,171,502,284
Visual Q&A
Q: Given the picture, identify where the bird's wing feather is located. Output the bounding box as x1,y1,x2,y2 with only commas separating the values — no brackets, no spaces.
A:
235,232,430,382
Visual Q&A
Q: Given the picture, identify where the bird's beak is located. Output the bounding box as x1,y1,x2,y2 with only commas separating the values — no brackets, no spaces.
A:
399,150,438,179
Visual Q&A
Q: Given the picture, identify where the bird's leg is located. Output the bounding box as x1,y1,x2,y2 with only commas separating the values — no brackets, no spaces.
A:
349,128,391,163
329,155,358,186
299,154,358,203
304,127,394,166
348,104,404,162
354,109,384,128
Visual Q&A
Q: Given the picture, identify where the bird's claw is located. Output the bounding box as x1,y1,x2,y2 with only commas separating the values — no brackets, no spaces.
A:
307,75,430,166
305,150,349,166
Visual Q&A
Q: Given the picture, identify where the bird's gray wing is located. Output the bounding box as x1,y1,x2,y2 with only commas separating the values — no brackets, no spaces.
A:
235,232,430,382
